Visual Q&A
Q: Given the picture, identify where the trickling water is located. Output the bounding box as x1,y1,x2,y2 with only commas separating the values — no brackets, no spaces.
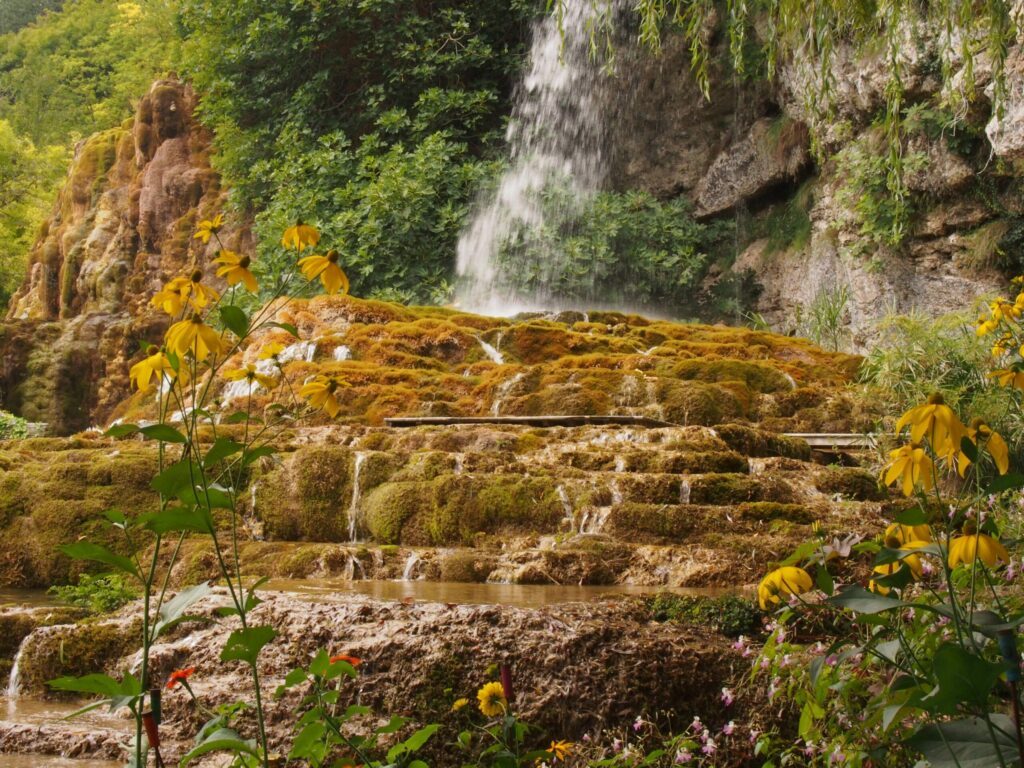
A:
401,552,421,581
610,479,624,504
349,452,367,543
476,336,505,365
333,345,351,362
614,455,626,473
455,0,616,314
6,634,29,698
491,372,525,416
279,340,318,363
679,478,691,505
557,485,575,531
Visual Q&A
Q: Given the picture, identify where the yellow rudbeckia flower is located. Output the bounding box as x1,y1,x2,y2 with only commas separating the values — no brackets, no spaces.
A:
451,697,469,712
989,368,1024,389
214,250,258,292
223,364,277,391
757,566,813,610
549,740,574,761
476,681,507,717
258,342,286,361
165,315,225,361
129,346,176,392
883,444,935,497
884,522,932,545
948,529,1010,569
869,541,927,594
992,297,1022,323
281,221,320,251
193,213,224,244
151,276,191,316
298,249,350,295
300,375,349,418
956,419,1010,477
895,394,964,459
184,269,220,310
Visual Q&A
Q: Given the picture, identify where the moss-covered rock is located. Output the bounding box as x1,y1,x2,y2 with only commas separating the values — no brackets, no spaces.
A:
815,467,885,501
18,618,141,695
439,550,496,582
714,424,812,460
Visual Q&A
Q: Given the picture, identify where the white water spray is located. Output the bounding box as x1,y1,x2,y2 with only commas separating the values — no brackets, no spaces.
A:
455,0,615,314
349,452,367,543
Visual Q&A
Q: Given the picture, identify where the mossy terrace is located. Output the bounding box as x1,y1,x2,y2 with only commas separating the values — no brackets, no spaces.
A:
113,295,872,433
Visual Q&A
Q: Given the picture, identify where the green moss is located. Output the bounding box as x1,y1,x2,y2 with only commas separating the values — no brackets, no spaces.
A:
648,593,760,637
24,619,141,695
427,474,562,545
815,467,884,501
605,503,698,541
714,424,812,460
669,359,794,394
736,502,814,524
439,550,495,582
260,446,353,541
659,380,746,426
363,482,428,544
688,473,795,505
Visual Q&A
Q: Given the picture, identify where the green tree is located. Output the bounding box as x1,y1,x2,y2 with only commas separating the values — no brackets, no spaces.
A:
0,0,64,35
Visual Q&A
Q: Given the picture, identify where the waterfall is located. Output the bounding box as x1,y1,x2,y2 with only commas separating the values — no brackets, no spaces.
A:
476,336,504,365
402,552,421,581
679,478,691,505
6,634,30,698
333,345,351,362
557,485,575,531
349,452,367,543
455,0,616,314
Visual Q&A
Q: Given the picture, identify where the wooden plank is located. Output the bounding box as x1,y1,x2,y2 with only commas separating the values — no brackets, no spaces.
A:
784,433,875,448
383,415,678,429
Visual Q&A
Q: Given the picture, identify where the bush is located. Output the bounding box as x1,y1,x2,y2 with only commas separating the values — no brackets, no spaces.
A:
49,573,137,613
0,409,28,439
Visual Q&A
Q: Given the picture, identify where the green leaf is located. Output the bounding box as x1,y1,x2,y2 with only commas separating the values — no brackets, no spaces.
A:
205,438,243,466
827,585,902,614
924,643,1003,715
59,542,139,580
138,424,188,444
48,673,130,697
219,305,249,338
375,714,410,735
906,715,1018,768
267,321,299,338
220,625,277,667
289,722,326,760
242,445,276,466
141,506,214,535
894,506,928,526
153,583,212,639
815,566,834,596
388,724,440,762
987,472,1024,493
151,460,195,498
180,728,260,765
105,423,139,438
222,411,256,425
960,435,979,463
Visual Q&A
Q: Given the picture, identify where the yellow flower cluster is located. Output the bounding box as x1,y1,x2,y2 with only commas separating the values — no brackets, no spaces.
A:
132,219,352,419
882,394,1009,496
476,681,507,717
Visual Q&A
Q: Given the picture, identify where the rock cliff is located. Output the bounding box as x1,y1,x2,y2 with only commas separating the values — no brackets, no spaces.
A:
0,79,242,434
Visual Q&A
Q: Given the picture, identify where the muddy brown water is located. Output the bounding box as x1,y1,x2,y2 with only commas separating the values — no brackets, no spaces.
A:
1,697,124,767
263,578,741,606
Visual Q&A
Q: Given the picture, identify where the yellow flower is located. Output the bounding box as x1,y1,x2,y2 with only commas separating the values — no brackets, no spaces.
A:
948,530,1010,569
224,364,277,391
184,269,220,310
300,375,349,418
977,318,999,337
151,276,191,316
989,368,1024,389
281,221,320,251
258,342,286,361
757,566,813,610
884,522,932,545
129,346,175,392
298,250,350,295
869,544,925,595
451,698,469,712
214,250,258,292
895,394,964,458
549,740,574,761
992,297,1022,323
476,681,507,718
194,213,224,244
165,315,225,361
882,444,935,497
956,419,1010,477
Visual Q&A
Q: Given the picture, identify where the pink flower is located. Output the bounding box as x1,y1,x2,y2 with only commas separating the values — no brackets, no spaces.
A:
749,729,760,744
674,750,692,764
612,738,622,751
701,738,717,755
633,716,646,732
722,721,735,736
804,741,816,757
720,687,734,707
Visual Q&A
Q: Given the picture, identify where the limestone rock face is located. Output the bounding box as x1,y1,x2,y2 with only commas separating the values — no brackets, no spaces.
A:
0,80,234,433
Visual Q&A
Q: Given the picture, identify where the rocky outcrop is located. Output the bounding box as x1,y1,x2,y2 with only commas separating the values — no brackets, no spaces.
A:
0,79,238,433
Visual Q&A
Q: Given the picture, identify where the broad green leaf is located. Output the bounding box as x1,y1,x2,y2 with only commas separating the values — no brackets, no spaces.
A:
375,714,410,735
180,728,259,765
289,722,326,760
221,411,255,425
924,643,1002,715
894,506,928,526
815,566,834,596
959,436,979,463
219,305,249,338
151,460,195,498
49,673,125,697
242,445,276,466
204,438,243,466
60,542,139,580
139,424,188,444
153,583,212,638
987,472,1024,493
105,423,139,438
827,585,901,614
267,321,299,337
388,724,439,761
141,506,214,535
906,715,1018,768
221,626,277,667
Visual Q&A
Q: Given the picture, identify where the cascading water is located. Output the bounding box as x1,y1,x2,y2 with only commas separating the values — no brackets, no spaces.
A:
6,634,29,699
455,0,616,314
348,452,367,543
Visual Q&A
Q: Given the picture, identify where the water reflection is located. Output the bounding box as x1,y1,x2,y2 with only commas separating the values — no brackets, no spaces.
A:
0,696,124,768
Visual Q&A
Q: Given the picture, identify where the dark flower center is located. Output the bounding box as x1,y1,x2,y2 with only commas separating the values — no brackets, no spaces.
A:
326,249,339,264
191,269,203,283
146,345,159,356
926,393,945,405
239,256,251,269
